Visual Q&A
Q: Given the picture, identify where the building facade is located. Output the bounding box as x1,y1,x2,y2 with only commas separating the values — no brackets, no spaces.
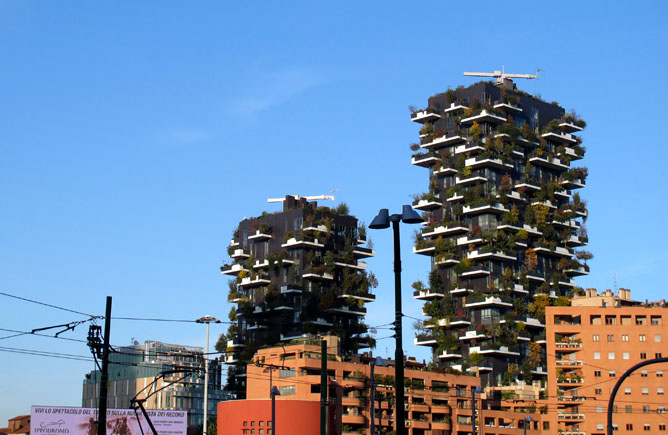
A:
409,80,590,387
226,340,543,435
219,196,376,397
82,340,227,428
546,294,668,435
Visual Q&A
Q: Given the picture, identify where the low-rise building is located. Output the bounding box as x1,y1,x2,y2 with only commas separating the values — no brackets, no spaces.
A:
219,337,542,435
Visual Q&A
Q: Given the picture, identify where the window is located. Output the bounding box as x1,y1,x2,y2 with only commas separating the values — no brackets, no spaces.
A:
279,368,295,378
651,315,662,325
622,334,629,342
608,334,615,342
591,315,602,326
605,315,616,325
656,334,663,342
608,352,616,360
596,406,603,413
659,406,666,414
624,387,631,395
626,423,633,430
597,424,604,431
644,424,651,431
659,387,665,395
658,370,664,377
593,334,600,342
660,423,666,431
593,352,601,360
625,405,632,413
610,370,616,377
279,385,296,396
641,370,648,377
641,352,647,359
594,370,601,377
636,315,647,325
623,352,630,360
640,334,646,342
595,388,603,395
656,352,663,358
621,315,632,325
642,387,649,395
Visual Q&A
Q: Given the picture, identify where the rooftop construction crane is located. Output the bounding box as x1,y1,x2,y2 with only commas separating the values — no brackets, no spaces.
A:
463,67,541,88
267,191,338,203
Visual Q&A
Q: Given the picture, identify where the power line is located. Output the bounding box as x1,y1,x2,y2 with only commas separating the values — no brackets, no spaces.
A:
0,291,96,318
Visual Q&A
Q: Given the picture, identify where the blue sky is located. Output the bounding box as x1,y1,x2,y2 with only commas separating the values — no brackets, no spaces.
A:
1,0,667,423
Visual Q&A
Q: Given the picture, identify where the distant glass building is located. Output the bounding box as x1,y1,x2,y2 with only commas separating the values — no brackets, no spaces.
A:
82,340,230,427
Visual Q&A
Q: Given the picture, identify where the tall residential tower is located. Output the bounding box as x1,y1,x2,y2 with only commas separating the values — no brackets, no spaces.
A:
218,196,376,397
410,79,590,388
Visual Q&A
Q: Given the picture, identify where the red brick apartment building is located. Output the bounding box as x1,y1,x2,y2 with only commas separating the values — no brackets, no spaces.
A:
546,293,668,435
218,339,542,435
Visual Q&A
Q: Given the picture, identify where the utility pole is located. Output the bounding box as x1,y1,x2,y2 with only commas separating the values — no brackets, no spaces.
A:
320,339,327,435
98,296,112,435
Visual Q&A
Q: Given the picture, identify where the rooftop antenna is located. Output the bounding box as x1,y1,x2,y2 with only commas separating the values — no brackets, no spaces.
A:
613,273,618,293
463,68,540,88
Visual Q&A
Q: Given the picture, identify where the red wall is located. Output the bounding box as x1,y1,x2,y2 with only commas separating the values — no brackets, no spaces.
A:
218,399,320,435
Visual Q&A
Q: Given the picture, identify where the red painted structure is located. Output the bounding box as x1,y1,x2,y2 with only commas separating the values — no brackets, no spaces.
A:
218,399,320,435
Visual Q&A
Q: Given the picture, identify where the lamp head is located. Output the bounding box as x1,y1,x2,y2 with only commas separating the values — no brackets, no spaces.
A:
369,208,390,229
401,205,422,224
526,415,534,422
271,386,280,396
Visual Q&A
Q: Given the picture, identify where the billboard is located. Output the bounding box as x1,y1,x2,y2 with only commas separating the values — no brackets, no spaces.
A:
31,406,187,435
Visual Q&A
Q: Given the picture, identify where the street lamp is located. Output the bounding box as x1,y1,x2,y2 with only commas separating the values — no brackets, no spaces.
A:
369,356,388,435
472,386,483,435
196,315,221,435
523,415,534,435
271,386,281,435
369,205,422,435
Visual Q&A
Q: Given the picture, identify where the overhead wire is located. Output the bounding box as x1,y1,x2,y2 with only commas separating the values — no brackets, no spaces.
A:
0,291,97,318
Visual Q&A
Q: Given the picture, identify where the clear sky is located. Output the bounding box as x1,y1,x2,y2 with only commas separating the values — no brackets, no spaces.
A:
1,0,667,423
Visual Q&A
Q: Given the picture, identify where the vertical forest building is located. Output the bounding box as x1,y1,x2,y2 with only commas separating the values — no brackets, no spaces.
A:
410,78,591,387
219,196,377,397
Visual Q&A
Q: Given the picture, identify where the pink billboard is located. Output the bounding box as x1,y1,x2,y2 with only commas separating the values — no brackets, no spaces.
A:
30,406,187,435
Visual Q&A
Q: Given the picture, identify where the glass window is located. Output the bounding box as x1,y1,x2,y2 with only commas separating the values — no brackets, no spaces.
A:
595,388,602,395
591,316,601,326
659,388,665,395
655,334,662,342
596,406,603,413
594,370,601,377
640,334,646,342
636,316,647,325
641,352,647,359
624,387,631,395
608,352,615,360
651,316,662,325
610,370,616,377
642,388,649,395
641,370,648,377
607,334,615,342
659,370,664,377
593,352,601,360
622,334,629,342
593,334,600,342
623,352,630,360
625,406,632,413
279,385,296,395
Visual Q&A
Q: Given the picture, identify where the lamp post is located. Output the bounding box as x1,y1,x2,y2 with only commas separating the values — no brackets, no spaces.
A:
369,205,422,435
370,356,388,435
523,415,534,435
471,386,483,435
196,315,221,435
271,386,281,435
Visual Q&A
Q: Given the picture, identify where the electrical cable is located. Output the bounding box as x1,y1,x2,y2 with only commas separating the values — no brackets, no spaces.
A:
0,291,96,317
